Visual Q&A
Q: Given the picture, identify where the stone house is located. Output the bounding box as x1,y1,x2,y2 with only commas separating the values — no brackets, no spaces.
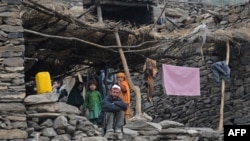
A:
0,0,250,140
83,0,160,25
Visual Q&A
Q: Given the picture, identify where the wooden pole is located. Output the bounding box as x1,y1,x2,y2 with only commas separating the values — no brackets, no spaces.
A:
97,4,103,24
77,72,86,101
219,39,230,130
114,30,142,116
77,72,83,82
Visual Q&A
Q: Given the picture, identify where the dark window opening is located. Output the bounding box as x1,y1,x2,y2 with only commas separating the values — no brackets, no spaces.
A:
97,5,154,26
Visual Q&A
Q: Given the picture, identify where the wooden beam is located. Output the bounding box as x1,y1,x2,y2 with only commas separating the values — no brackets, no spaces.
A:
24,29,115,51
24,28,161,50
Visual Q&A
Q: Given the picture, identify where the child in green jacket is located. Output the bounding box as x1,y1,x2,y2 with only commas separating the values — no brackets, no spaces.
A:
85,80,102,124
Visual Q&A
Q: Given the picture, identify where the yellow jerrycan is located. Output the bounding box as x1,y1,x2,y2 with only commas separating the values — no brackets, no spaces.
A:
35,71,52,94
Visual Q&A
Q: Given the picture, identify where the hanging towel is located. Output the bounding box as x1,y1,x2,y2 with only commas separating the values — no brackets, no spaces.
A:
162,64,200,96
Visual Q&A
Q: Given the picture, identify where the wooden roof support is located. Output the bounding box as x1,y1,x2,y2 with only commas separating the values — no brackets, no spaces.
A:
218,39,230,131
115,30,142,117
96,2,103,23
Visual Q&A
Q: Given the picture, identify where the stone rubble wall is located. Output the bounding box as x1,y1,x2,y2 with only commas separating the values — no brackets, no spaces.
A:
24,94,103,141
130,2,250,129
122,120,223,141
0,0,27,140
23,93,222,141
0,0,249,140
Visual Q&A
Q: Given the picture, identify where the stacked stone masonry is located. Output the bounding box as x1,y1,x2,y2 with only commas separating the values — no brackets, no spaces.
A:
0,0,249,140
130,1,250,129
0,0,27,140
23,93,222,141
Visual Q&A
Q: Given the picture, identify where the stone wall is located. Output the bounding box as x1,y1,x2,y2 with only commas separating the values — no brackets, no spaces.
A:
130,2,250,129
0,0,249,140
23,94,222,141
24,94,103,141
0,0,27,140
123,120,223,141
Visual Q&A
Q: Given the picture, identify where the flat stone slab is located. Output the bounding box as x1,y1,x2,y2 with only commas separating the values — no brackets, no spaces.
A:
0,103,26,112
28,102,81,114
0,92,25,102
24,93,58,105
0,129,28,139
27,113,61,118
124,120,162,131
0,25,23,32
159,120,184,129
80,137,108,141
6,115,26,121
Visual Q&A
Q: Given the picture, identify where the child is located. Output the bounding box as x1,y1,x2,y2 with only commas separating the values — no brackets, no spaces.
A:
52,78,68,102
85,80,102,124
116,72,131,119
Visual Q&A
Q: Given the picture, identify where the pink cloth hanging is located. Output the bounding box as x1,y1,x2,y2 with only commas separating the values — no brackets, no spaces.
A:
162,64,200,96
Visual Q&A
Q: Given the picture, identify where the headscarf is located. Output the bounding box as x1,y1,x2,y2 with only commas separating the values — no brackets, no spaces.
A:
116,72,126,79
116,72,131,119
73,81,83,92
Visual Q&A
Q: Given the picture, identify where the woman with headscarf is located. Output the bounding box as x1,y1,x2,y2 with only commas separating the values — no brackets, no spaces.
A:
67,81,84,109
116,72,131,119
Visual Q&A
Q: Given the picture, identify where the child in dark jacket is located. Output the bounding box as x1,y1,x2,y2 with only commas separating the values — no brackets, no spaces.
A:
53,79,68,102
